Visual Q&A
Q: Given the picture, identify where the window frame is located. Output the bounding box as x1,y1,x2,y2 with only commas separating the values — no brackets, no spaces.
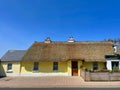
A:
93,62,98,70
33,62,39,71
53,62,58,72
7,63,12,70
7,63,13,73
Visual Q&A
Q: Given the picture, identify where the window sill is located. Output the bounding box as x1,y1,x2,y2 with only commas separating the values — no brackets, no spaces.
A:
53,70,58,72
7,70,13,73
33,70,39,73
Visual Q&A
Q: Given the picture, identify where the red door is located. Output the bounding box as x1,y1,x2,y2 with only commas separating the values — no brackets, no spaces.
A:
72,61,78,76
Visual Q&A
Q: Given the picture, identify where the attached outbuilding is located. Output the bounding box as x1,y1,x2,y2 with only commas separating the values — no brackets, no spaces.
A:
0,50,26,76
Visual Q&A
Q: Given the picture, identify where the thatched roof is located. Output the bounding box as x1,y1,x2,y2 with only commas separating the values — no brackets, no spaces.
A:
22,41,114,62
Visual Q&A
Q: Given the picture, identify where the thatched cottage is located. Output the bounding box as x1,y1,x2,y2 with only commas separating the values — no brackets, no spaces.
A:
0,37,120,77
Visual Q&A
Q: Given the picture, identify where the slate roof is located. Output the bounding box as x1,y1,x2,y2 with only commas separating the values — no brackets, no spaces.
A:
1,50,26,62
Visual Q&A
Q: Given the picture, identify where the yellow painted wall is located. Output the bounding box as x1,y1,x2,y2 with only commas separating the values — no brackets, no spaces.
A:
0,60,105,76
0,61,104,76
0,62,5,73
59,61,68,72
78,61,83,76
83,62,93,70
0,61,105,76
98,62,105,70
21,61,84,76
0,62,20,73
39,62,52,72
20,62,34,73
21,61,68,74
83,62,105,70
68,60,71,76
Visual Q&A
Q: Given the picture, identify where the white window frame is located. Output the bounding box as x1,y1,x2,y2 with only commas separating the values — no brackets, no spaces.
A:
106,59,120,70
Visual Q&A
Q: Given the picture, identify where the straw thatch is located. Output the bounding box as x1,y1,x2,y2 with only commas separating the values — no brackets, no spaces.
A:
22,41,114,62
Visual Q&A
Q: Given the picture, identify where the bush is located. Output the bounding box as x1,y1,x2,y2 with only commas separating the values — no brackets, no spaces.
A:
90,69,110,72
89,69,120,73
111,69,120,72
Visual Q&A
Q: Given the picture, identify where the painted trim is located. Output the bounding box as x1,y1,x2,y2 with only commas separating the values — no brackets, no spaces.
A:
0,73,20,76
0,73,71,76
106,60,112,70
106,59,120,61
20,73,70,76
106,59,120,70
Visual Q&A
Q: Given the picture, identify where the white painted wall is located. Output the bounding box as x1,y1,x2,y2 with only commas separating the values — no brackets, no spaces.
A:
106,60,120,70
106,61,112,70
119,61,120,70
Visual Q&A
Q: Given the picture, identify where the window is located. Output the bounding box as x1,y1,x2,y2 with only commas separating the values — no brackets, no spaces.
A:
7,63,12,71
33,62,39,71
53,62,58,71
93,62,98,70
112,61,119,70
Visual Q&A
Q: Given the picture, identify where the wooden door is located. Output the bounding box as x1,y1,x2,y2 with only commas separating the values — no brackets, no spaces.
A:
72,61,78,76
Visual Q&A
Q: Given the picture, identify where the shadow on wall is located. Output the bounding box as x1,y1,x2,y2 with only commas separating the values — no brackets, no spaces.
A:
0,62,6,78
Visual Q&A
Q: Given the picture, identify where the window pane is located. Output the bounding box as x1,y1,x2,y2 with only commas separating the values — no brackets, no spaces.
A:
7,63,12,70
53,62,58,71
33,62,39,71
93,62,98,70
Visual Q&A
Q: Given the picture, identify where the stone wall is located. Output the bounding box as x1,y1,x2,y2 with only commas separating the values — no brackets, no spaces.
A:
81,70,120,81
80,70,85,80
80,70,90,81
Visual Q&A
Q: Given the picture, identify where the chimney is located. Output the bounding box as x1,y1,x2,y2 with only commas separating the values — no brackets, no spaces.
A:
68,37,75,42
44,37,51,43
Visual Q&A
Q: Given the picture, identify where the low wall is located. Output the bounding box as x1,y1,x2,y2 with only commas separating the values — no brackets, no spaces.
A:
80,70,91,81
90,72,110,81
80,70,85,80
81,70,120,81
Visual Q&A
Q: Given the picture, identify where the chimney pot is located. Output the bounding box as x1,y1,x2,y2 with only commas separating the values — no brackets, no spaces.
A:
68,37,75,42
45,37,51,43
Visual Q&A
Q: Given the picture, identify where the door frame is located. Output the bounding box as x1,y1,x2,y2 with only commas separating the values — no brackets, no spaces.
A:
71,61,78,76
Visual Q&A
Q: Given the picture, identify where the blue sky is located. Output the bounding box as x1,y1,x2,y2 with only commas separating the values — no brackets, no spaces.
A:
0,0,120,57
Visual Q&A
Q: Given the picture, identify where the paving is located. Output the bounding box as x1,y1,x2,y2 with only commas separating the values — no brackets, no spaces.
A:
0,76,120,88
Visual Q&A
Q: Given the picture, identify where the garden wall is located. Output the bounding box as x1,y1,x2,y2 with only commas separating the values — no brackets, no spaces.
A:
80,70,120,81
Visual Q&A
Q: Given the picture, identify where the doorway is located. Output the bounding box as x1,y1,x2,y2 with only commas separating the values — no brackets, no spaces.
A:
72,61,78,76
